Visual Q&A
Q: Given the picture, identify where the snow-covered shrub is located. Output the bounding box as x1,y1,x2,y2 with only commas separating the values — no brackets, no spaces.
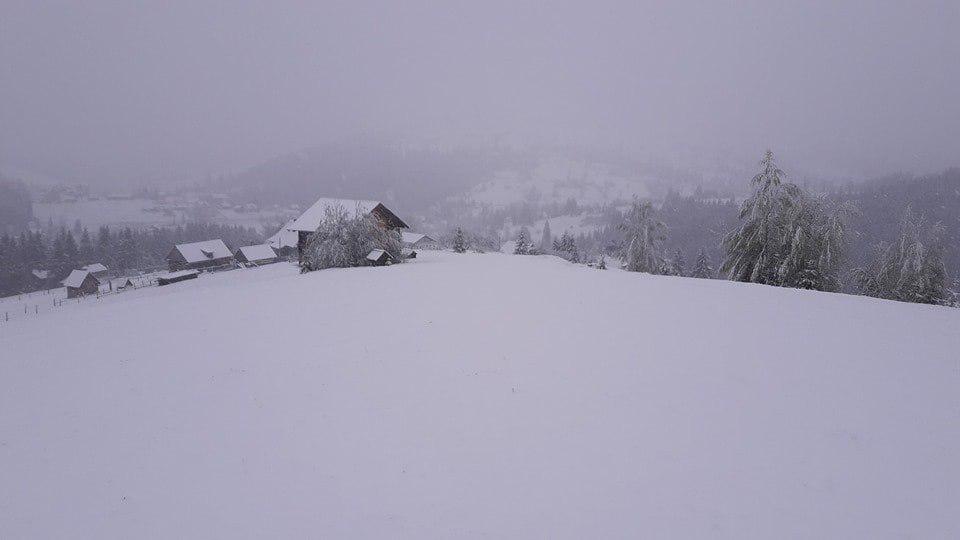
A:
300,205,403,272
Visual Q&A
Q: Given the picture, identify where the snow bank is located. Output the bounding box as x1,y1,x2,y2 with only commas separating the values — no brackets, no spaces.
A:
1,252,957,538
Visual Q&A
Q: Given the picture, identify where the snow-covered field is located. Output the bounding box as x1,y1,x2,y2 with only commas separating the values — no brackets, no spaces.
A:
1,252,958,538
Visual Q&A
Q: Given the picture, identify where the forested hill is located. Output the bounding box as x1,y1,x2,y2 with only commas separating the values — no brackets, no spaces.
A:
841,168,960,273
215,141,532,215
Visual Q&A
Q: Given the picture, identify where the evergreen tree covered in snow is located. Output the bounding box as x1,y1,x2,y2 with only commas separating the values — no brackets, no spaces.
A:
78,228,95,265
722,150,801,284
776,196,857,291
692,248,714,279
620,199,666,274
670,249,686,276
453,226,467,253
853,209,949,305
540,220,553,253
514,227,531,255
554,230,580,263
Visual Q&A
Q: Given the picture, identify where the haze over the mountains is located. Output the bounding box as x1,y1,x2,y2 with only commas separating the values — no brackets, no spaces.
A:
2,0,958,186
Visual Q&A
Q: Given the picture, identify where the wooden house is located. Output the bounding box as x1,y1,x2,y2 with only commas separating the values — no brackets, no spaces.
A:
401,232,438,250
365,249,396,266
287,198,408,257
235,244,279,266
166,239,235,272
62,269,100,299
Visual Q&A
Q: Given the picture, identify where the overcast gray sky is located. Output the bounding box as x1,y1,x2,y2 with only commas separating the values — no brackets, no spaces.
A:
2,0,958,184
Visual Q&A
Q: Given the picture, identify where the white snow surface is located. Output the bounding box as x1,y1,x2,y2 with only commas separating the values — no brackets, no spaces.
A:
1,252,958,538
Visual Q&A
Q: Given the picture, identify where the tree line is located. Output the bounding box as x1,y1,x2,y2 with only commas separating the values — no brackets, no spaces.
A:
615,151,955,306
491,151,956,307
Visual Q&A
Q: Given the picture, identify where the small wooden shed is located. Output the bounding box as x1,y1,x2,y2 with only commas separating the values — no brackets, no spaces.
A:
235,244,279,266
62,270,100,299
366,249,396,267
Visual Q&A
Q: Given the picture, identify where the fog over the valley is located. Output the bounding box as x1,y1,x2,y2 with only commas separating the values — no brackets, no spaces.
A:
2,0,958,185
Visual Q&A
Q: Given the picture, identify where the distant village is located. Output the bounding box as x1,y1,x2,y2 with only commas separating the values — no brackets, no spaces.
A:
53,196,435,301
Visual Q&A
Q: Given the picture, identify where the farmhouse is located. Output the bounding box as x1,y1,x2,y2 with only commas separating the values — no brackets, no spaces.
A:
401,232,438,250
287,198,408,256
235,244,279,266
62,270,100,299
82,263,110,280
167,239,235,272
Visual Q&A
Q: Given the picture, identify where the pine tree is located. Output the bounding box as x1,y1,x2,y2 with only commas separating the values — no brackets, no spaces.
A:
619,199,666,273
513,227,531,255
692,248,714,279
670,248,686,276
721,150,801,284
96,226,113,268
540,220,553,253
555,230,580,262
63,229,79,267
78,228,95,265
116,228,139,271
452,226,467,253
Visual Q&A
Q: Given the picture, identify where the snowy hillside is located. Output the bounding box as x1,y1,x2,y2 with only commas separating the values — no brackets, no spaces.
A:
2,252,958,538
462,157,651,208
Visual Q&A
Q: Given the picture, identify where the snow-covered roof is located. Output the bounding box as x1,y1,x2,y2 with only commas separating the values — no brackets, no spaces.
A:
173,239,233,263
62,270,93,288
366,249,388,262
267,220,299,249
238,244,277,262
401,232,436,245
288,198,382,233
31,269,50,280
83,263,108,273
